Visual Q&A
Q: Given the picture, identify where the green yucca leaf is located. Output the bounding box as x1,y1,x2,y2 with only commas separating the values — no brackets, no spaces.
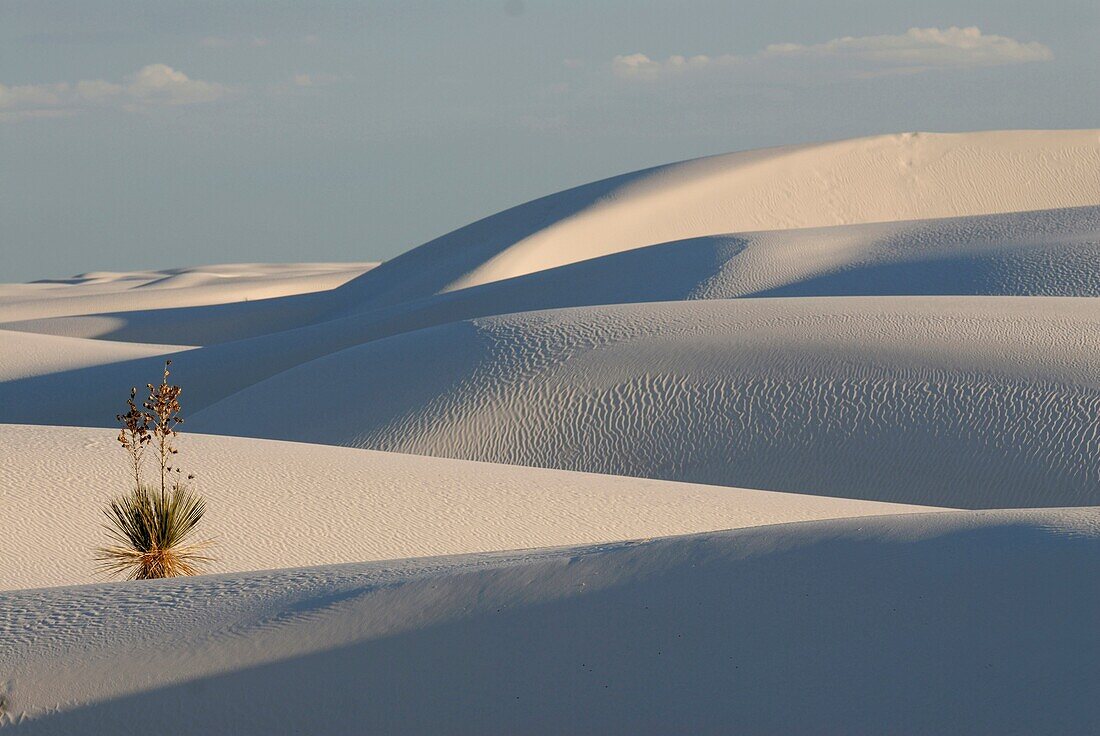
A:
96,484,213,580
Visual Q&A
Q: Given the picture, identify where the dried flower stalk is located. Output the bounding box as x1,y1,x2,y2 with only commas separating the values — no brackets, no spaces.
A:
117,387,152,490
144,359,184,495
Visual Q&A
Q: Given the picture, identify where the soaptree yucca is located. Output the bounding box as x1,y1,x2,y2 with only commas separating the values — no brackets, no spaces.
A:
97,484,212,579
97,360,213,580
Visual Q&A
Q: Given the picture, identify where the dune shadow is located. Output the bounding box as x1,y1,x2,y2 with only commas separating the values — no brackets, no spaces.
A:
12,521,1100,735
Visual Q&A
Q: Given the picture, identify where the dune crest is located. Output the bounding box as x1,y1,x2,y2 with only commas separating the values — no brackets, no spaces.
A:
334,130,1100,307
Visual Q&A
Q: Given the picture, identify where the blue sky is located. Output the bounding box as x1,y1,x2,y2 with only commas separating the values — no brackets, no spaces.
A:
2,0,1097,281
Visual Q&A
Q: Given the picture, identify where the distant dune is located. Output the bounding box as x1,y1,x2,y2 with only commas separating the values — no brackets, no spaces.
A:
332,129,1100,306
0,262,376,323
8,205,1099,345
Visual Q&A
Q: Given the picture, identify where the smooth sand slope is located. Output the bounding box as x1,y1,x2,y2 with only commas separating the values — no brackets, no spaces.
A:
4,508,1099,734
189,297,1100,508
0,330,187,383
330,129,1100,307
0,424,935,591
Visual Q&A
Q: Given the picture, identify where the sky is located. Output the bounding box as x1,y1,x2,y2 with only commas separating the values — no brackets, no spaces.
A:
2,0,1097,282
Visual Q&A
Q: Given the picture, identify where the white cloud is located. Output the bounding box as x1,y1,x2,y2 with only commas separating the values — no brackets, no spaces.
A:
612,53,728,79
764,26,1052,70
0,64,230,120
613,27,1052,80
0,82,67,111
124,64,229,107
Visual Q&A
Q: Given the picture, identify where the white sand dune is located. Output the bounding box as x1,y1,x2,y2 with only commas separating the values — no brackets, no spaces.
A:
0,262,375,321
4,508,1098,734
1,134,1098,511
10,205,1098,347
331,130,1100,308
326,205,1100,330
3,129,1100,733
0,423,935,592
187,297,1100,508
0,329,189,383
0,202,1095,431
9,131,1097,346
6,294,1099,509
1,291,343,346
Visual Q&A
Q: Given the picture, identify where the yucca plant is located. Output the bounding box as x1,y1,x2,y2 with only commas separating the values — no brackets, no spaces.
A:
97,484,212,579
97,360,213,580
